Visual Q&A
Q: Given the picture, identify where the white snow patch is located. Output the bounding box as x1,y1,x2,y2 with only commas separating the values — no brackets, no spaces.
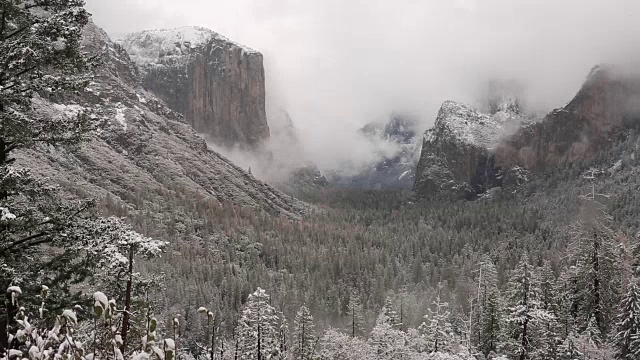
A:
118,26,258,68
399,170,411,180
53,103,84,119
427,101,508,149
0,207,16,221
136,94,147,103
115,107,127,131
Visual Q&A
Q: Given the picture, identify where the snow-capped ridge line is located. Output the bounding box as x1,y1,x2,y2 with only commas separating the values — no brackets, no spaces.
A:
117,26,259,67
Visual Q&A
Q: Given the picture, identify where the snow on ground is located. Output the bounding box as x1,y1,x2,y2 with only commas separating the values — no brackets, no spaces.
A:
118,26,258,68
425,100,511,149
115,105,127,131
52,103,85,119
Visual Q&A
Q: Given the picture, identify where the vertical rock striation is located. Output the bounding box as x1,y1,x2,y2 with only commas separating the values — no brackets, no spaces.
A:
119,27,269,149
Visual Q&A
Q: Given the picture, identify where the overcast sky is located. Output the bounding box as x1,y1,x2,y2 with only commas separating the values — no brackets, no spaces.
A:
85,0,640,170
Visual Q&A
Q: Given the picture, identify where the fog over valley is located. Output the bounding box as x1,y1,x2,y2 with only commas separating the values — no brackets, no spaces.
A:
85,0,640,175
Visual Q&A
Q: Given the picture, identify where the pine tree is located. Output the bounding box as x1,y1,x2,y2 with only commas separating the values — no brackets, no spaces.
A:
423,283,453,353
502,255,552,360
480,288,502,355
380,296,401,330
616,277,640,359
292,305,316,360
369,311,407,360
347,290,365,338
0,0,125,351
569,215,623,337
532,263,561,360
556,266,579,339
236,288,280,359
557,331,582,360
472,255,500,354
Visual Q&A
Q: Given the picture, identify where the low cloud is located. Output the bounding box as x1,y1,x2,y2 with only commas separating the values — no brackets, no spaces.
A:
86,0,640,174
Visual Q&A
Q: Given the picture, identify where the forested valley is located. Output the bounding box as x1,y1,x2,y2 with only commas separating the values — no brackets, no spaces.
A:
3,0,640,359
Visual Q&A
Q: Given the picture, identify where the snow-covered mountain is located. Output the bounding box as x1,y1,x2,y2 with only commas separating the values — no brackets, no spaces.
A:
118,26,269,150
414,64,640,200
18,21,305,218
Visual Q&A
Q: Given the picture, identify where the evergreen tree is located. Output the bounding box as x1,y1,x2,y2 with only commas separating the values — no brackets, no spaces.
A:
369,312,407,360
615,277,640,359
236,288,280,359
480,288,502,355
380,296,401,330
556,266,579,339
472,256,500,354
0,0,135,352
569,216,623,337
424,283,453,353
292,305,316,360
347,290,365,338
557,331,582,360
532,263,561,360
502,255,552,360
319,327,373,360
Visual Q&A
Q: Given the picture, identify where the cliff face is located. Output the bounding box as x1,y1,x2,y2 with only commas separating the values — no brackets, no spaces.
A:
495,65,640,170
119,27,269,149
414,65,640,200
19,21,304,219
414,101,509,198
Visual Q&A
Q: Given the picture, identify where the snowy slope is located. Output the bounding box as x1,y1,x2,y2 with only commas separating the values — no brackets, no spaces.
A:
118,26,258,69
424,100,509,150
19,21,305,219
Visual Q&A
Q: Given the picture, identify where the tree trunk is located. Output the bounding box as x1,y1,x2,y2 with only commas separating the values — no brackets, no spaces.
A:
120,246,134,354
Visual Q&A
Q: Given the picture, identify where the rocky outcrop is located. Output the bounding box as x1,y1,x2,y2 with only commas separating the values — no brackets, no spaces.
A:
494,65,640,170
414,64,640,200
414,101,511,199
119,27,269,149
19,21,304,219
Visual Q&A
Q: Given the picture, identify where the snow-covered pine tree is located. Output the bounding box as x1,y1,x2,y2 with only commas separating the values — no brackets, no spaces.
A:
501,255,552,360
292,305,316,360
279,312,290,359
532,262,561,360
480,288,502,356
380,296,401,330
369,307,407,360
568,214,623,338
557,331,582,360
556,266,579,339
236,288,280,359
347,290,365,338
615,276,640,359
472,255,499,354
424,282,453,353
319,327,373,360
88,218,167,355
0,0,112,350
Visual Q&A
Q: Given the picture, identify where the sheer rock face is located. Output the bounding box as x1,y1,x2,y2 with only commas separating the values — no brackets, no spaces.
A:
414,101,509,199
119,27,269,150
414,64,640,199
494,65,640,170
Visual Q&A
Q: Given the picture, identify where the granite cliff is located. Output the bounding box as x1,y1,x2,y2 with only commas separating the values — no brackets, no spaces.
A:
119,27,269,149
414,65,640,199
19,21,304,220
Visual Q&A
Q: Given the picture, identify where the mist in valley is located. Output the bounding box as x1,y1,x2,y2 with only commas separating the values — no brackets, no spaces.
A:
86,0,640,179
